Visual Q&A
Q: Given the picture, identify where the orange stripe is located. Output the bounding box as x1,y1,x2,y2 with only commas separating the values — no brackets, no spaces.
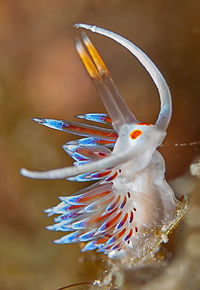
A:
105,116,112,123
78,190,111,203
124,228,133,241
106,171,118,182
75,39,99,79
103,211,122,230
67,204,83,210
97,139,116,145
83,33,109,76
93,170,112,178
117,213,128,228
92,208,117,223
95,237,107,244
107,195,121,211
63,124,118,139
117,228,126,239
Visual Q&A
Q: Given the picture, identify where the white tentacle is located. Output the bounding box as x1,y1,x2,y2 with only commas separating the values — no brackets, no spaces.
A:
21,148,131,179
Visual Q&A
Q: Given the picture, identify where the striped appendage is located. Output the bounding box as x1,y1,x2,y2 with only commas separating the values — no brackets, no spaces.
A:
45,182,135,253
34,114,116,182
38,112,135,254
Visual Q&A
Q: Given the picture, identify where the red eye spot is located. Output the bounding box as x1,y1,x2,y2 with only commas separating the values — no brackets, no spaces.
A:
130,130,142,139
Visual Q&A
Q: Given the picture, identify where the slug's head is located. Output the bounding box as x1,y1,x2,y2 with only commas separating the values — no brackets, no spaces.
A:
115,122,166,156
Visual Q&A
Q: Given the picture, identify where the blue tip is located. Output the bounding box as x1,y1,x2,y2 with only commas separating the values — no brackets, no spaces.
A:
33,117,45,124
81,241,96,252
33,118,64,131
54,231,79,244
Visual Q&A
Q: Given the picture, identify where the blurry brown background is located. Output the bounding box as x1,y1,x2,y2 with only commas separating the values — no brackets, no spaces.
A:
0,1,199,290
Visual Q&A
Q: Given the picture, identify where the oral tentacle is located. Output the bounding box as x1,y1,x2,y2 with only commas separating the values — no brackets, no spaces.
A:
20,146,135,179
75,37,137,131
81,32,137,125
75,23,172,131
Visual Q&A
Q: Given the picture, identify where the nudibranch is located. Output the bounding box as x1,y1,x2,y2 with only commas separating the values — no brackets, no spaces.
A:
21,24,186,261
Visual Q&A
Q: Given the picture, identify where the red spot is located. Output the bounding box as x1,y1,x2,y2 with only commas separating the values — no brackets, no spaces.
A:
135,226,138,232
130,130,142,139
137,122,152,126
77,148,109,159
119,169,121,173
133,207,136,211
129,211,134,223
98,152,107,157
127,192,131,198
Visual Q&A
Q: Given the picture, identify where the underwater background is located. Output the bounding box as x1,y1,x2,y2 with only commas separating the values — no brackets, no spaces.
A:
0,1,199,289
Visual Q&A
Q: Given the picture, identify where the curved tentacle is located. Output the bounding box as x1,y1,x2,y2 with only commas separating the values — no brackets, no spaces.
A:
74,23,172,131
20,146,133,179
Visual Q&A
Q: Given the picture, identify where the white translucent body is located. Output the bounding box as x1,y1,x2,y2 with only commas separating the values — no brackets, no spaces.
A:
105,124,179,258
110,150,178,259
